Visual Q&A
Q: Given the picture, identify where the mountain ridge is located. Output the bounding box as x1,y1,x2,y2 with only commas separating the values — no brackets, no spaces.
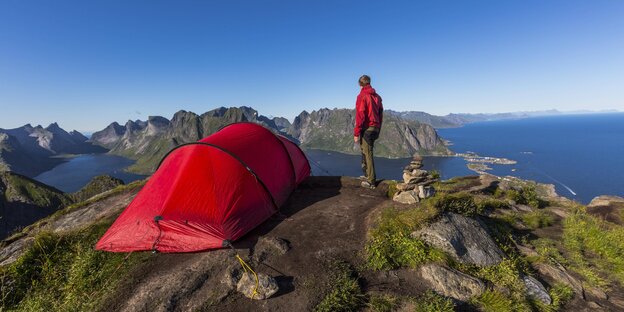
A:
0,123,106,176
90,106,451,174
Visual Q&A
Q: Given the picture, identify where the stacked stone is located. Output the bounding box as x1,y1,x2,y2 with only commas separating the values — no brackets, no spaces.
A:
393,156,438,204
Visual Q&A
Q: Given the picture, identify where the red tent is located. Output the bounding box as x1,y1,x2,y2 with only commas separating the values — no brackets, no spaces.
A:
96,122,310,252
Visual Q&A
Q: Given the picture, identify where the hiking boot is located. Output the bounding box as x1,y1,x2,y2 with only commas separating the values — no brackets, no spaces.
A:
361,181,376,189
359,175,367,180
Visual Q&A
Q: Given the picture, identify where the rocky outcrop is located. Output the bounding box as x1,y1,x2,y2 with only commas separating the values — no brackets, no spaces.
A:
287,108,451,158
533,262,585,298
412,212,505,266
419,263,486,301
587,195,624,225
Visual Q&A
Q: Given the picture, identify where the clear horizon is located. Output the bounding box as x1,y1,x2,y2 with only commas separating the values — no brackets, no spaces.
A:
1,0,623,131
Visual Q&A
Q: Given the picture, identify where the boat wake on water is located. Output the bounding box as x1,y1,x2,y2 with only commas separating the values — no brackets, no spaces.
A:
530,165,577,196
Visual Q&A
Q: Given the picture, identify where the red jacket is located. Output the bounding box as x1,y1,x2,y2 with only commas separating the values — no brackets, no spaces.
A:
354,85,383,136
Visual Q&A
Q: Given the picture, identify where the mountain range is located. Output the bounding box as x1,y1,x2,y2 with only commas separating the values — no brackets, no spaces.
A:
4,107,613,178
89,106,451,174
0,123,106,176
387,108,620,128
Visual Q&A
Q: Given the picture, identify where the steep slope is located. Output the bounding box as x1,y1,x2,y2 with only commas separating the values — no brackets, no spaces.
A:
288,108,451,158
0,172,72,238
1,174,622,311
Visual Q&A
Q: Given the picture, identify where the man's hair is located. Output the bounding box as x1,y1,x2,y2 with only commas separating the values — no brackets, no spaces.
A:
358,75,371,86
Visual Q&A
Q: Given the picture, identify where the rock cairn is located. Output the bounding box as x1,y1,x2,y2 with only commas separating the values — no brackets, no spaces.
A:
393,156,438,204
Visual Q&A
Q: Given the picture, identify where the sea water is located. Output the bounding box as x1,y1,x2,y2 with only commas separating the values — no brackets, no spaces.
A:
34,154,145,193
437,113,624,204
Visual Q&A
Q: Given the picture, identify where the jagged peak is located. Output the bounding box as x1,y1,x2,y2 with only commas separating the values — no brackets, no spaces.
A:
147,116,170,125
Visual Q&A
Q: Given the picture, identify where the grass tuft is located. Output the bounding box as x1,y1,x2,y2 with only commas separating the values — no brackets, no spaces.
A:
428,192,482,216
365,206,445,270
367,293,398,312
386,180,399,199
413,290,455,312
314,260,364,312
0,220,149,310
563,210,624,288
521,210,555,229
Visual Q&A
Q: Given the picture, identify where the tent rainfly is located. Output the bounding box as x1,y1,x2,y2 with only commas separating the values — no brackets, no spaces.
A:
96,122,310,252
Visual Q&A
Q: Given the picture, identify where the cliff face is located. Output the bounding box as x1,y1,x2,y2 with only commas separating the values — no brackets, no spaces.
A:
288,108,451,158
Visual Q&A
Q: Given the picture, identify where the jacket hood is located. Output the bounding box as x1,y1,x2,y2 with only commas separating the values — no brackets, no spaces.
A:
360,85,377,95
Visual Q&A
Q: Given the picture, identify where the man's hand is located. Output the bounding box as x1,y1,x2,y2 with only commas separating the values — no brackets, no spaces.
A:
354,136,360,143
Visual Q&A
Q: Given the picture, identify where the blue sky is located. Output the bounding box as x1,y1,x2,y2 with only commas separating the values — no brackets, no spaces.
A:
1,0,623,132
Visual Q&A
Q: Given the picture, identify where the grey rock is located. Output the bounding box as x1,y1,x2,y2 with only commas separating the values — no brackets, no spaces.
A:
237,272,279,300
586,286,608,300
411,169,429,177
253,236,290,263
220,265,242,290
522,275,552,305
413,212,505,266
533,262,583,298
588,195,624,208
419,185,436,199
396,182,417,191
420,263,486,301
393,190,419,204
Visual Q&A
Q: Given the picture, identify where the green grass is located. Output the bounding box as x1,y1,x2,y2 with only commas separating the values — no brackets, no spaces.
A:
521,211,555,229
2,172,72,208
413,290,454,312
428,192,483,216
367,293,398,312
434,176,480,193
3,179,146,244
504,185,546,209
314,260,365,312
386,180,399,199
365,206,446,270
548,283,574,311
71,175,124,202
563,210,624,288
529,238,567,265
471,290,518,312
476,197,511,212
0,220,149,311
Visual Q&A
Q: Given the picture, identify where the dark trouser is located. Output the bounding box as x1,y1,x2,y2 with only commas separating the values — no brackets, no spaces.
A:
360,127,380,184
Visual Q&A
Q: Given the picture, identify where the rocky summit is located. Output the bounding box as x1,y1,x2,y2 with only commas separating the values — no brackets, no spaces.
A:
2,161,624,311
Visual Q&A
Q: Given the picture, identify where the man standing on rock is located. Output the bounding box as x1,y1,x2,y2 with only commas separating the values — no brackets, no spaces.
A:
354,74,383,189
